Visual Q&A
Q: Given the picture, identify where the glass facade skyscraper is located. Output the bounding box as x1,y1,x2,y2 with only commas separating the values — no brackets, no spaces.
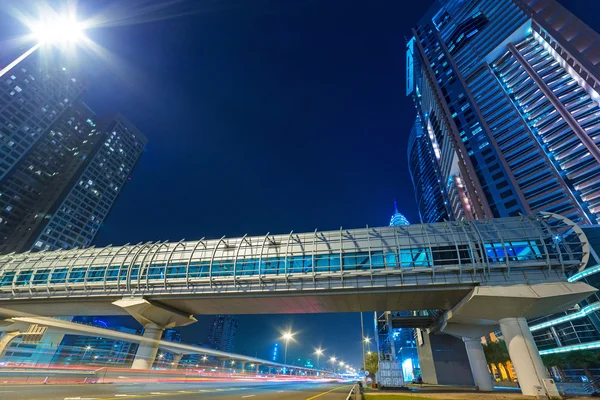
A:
0,59,145,365
407,0,600,354
205,315,238,353
0,63,146,254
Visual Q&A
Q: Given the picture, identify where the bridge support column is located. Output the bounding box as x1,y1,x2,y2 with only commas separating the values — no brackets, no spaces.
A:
240,362,245,372
463,338,493,392
0,331,21,359
131,323,163,370
172,353,183,369
499,317,558,398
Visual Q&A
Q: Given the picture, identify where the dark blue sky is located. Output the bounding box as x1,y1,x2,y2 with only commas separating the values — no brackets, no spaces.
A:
2,0,599,368
80,0,434,368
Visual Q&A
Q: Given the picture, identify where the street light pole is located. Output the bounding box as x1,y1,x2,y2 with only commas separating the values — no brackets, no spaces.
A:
282,331,294,366
314,348,323,369
360,312,366,374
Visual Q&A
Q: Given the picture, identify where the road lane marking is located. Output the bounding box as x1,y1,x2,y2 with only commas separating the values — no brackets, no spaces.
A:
305,385,351,400
241,395,255,398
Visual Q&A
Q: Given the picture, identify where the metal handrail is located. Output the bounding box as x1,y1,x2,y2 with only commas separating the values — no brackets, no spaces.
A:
345,383,360,400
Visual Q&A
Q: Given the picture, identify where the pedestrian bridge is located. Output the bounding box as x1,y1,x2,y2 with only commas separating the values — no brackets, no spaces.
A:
0,214,593,319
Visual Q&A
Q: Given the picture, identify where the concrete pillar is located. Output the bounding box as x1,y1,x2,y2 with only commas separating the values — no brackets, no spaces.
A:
221,359,227,368
0,332,21,359
463,338,493,392
172,353,183,369
131,323,163,370
499,317,550,397
240,362,246,372
256,364,260,373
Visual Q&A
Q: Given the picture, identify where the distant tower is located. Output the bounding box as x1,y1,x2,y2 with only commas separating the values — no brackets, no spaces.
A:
389,200,410,227
205,315,238,353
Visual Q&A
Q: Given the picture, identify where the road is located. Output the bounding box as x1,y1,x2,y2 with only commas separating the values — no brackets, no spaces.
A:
0,380,354,400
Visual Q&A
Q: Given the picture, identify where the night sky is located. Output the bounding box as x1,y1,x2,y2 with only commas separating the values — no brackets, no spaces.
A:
1,0,599,369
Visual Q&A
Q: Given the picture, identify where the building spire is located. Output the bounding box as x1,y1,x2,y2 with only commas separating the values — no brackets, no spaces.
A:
390,199,410,227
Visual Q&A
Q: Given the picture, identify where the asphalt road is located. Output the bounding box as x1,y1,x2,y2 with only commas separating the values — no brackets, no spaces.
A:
0,380,354,400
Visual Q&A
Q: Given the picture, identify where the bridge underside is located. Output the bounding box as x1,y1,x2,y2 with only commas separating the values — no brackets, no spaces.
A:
0,285,476,318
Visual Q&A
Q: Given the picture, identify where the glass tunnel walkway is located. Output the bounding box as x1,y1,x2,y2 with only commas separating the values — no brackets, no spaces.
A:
0,215,587,296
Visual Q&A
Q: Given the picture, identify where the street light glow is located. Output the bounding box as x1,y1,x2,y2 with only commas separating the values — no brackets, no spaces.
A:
314,348,323,355
282,332,294,341
364,336,371,343
32,17,85,44
330,357,336,362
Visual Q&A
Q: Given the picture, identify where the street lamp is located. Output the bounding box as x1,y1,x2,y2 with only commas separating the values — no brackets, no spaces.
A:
82,345,92,363
314,348,324,369
0,15,86,79
329,357,336,374
281,331,294,365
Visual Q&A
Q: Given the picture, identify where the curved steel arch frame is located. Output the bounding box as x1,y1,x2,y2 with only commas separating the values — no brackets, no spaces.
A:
0,216,588,296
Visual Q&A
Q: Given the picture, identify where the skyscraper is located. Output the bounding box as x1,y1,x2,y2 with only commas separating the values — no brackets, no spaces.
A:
407,0,600,354
0,60,145,364
407,117,451,223
0,63,146,254
205,315,238,353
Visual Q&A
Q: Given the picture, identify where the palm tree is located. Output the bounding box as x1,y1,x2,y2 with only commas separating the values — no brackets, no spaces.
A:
564,351,599,383
541,353,568,381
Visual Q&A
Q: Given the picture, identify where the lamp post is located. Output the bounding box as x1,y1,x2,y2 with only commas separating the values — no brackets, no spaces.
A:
82,345,92,363
0,16,85,79
282,331,294,365
314,348,323,369
329,357,336,375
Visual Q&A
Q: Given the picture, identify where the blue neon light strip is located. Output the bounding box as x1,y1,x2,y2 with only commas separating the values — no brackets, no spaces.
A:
568,264,600,282
529,302,600,332
539,340,600,355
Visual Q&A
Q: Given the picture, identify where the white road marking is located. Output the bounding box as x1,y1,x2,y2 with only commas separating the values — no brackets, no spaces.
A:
241,396,256,398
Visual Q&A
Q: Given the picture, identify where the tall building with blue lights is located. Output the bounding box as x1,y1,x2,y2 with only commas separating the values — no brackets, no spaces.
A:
407,0,600,355
407,117,451,223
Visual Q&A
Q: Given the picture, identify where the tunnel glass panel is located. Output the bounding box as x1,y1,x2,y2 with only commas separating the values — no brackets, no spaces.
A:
385,252,397,267
87,266,107,282
212,260,234,277
15,270,32,285
105,266,120,281
50,268,67,284
32,269,51,284
189,261,210,278
315,254,340,273
343,252,370,270
240,259,257,275
147,263,164,280
69,267,86,283
400,248,431,267
289,256,311,273
165,263,185,279
371,251,384,269
129,264,140,280
0,271,15,286
264,257,283,275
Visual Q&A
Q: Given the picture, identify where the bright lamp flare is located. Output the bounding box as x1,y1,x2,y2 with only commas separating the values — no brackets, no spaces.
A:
32,17,84,44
